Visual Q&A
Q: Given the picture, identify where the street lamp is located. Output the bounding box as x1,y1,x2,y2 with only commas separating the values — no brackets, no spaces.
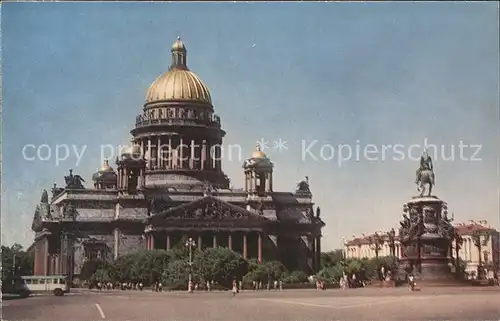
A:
12,253,17,288
185,237,196,293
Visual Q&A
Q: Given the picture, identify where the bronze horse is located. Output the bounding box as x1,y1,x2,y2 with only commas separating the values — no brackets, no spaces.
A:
416,169,435,197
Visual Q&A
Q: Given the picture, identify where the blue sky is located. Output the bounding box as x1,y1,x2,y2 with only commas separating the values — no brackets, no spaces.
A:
2,2,499,250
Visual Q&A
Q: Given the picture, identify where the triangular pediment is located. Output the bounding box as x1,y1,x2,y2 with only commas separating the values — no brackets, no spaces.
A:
157,196,266,221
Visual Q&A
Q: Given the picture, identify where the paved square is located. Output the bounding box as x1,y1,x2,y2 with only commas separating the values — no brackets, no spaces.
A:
3,287,500,321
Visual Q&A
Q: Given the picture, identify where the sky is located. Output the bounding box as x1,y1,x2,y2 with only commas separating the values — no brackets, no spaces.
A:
2,2,499,250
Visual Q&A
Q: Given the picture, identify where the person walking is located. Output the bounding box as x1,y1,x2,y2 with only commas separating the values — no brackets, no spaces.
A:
232,279,238,296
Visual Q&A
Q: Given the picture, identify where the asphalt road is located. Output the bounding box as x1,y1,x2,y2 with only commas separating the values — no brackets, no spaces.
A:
3,287,500,321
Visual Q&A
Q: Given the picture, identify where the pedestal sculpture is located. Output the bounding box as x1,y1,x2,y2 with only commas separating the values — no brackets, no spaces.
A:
398,149,455,282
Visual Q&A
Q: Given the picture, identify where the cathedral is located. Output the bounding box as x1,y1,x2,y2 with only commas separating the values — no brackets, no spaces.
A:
31,38,325,281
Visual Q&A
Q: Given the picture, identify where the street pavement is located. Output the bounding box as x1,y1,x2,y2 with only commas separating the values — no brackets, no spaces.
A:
2,287,500,321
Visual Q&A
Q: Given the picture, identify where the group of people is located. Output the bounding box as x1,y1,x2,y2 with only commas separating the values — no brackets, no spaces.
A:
91,281,152,291
250,280,284,291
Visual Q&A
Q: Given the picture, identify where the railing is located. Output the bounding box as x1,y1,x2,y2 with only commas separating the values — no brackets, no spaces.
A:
135,118,221,129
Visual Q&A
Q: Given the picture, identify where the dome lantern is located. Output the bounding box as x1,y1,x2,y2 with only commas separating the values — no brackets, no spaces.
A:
170,36,188,71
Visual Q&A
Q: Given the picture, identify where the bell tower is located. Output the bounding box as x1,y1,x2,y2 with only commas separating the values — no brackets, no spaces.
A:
116,144,146,193
242,143,274,197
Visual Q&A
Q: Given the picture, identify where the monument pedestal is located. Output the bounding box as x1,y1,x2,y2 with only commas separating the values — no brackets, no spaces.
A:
399,196,457,284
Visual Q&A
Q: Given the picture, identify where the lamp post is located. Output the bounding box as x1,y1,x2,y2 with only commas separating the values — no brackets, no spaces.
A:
185,238,196,293
12,253,17,288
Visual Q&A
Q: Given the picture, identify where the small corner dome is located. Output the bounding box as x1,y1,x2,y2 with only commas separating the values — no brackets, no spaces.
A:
120,144,141,157
93,159,117,182
251,143,268,159
243,143,273,169
145,37,212,105
99,159,114,173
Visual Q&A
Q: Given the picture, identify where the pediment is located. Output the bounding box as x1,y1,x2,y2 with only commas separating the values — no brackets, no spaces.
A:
158,196,266,221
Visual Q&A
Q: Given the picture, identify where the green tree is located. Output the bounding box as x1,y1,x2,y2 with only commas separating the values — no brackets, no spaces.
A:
162,259,191,289
316,263,344,283
194,247,248,287
282,270,309,284
472,231,490,267
320,250,344,269
243,260,286,283
1,244,34,293
91,268,112,283
80,258,108,281
109,249,173,285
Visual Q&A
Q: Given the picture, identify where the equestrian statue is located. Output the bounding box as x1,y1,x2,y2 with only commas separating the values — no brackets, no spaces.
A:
415,149,435,197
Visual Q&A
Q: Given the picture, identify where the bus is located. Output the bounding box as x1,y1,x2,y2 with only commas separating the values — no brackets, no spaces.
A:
19,276,69,296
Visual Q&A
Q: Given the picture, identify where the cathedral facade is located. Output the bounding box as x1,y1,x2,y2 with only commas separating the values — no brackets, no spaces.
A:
31,38,325,280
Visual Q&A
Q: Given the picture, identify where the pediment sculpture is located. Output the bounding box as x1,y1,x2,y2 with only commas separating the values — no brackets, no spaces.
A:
169,198,258,221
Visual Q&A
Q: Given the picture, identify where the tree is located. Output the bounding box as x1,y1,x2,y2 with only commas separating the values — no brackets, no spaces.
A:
1,244,34,293
316,263,344,283
453,231,464,276
80,258,108,281
282,270,308,284
368,233,384,260
472,230,490,268
162,260,192,289
319,250,344,269
194,247,248,287
243,260,286,283
111,249,173,285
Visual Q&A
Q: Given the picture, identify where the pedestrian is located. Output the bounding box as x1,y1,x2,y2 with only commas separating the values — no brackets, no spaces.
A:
273,280,278,290
279,280,283,291
232,280,238,296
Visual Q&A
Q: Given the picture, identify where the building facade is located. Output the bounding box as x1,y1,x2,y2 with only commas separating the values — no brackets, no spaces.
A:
344,220,499,276
31,38,325,280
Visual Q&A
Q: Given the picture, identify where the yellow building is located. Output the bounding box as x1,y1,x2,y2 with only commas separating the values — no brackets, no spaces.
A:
344,220,499,276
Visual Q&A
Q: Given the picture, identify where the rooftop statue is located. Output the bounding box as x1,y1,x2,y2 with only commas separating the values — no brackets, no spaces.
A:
40,189,49,203
415,149,435,197
65,169,86,189
296,176,311,194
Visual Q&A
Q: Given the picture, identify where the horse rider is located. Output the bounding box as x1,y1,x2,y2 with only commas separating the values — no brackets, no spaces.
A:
415,149,433,184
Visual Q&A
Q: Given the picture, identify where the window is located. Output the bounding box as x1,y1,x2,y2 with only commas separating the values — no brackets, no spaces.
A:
53,279,58,284
32,279,39,285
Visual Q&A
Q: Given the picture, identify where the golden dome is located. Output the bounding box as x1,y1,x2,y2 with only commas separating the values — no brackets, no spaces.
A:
145,37,212,105
99,159,114,172
145,69,212,104
251,142,267,159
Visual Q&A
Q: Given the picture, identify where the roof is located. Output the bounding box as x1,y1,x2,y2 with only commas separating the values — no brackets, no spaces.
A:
344,232,394,246
149,195,268,224
453,222,496,236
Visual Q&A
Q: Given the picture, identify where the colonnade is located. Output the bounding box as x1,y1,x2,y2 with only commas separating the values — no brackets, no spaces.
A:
244,171,273,193
146,231,263,263
135,136,222,172
116,168,145,190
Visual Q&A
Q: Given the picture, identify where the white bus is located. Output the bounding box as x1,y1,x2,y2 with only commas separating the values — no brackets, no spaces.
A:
20,276,69,296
